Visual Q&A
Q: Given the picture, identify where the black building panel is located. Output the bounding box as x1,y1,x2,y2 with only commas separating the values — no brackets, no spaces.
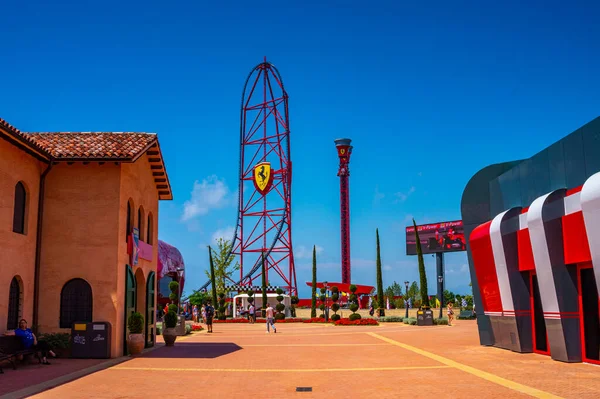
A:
563,131,587,188
548,141,567,192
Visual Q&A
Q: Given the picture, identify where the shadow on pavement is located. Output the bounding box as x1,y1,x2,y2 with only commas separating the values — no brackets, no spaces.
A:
142,342,242,359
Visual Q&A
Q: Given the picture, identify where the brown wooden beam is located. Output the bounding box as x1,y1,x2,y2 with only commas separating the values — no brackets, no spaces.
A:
157,184,168,189
148,158,161,163
154,178,166,183
158,190,170,196
150,165,163,170
152,172,165,176
147,150,159,156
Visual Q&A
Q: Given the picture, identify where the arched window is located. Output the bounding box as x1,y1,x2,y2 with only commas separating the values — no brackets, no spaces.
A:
60,278,93,328
126,199,133,242
138,206,145,242
147,212,153,245
13,182,27,234
7,276,22,330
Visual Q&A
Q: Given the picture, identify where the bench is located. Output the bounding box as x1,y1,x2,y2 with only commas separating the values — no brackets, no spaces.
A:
0,335,40,374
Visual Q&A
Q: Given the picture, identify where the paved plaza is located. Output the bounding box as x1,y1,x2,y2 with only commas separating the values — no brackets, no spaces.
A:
2,320,598,399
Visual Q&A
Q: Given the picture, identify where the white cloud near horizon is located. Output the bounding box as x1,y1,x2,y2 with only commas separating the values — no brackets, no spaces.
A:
294,245,324,259
181,175,233,221
394,186,416,203
211,226,236,243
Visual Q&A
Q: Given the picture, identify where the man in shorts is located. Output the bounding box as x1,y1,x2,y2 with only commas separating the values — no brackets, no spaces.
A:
205,301,215,333
265,303,276,334
249,303,255,324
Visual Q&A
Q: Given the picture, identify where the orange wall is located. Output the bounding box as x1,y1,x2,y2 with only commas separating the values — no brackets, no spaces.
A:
117,153,159,356
0,133,44,333
38,163,122,353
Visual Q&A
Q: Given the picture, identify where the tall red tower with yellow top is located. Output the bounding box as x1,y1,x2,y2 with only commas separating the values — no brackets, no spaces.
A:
335,138,353,284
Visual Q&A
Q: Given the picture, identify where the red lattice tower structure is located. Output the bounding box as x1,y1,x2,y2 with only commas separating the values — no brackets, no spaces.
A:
335,138,353,284
228,58,297,295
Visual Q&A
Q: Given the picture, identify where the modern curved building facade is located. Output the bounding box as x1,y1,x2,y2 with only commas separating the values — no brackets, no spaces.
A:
461,116,600,364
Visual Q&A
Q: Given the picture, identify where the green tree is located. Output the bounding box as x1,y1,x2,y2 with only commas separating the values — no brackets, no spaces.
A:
444,289,455,305
413,219,430,308
187,290,210,307
375,228,385,317
261,251,267,318
408,281,419,302
208,246,217,308
311,245,317,318
204,238,239,293
384,281,403,301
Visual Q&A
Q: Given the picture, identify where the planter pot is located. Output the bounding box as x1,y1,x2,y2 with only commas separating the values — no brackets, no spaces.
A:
127,333,145,356
162,328,177,347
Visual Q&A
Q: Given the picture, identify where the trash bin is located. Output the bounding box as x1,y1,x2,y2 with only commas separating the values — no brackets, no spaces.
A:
70,322,90,358
70,322,112,359
417,309,434,326
88,322,111,359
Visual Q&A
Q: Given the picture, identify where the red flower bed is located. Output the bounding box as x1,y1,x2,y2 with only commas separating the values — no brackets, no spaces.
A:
213,318,250,323
213,318,307,323
191,324,204,331
302,317,330,323
334,318,379,326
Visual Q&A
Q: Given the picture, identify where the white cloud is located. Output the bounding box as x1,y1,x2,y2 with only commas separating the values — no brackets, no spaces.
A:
394,186,416,203
211,226,236,243
373,185,385,204
383,265,392,271
446,263,470,275
181,176,232,221
295,245,324,259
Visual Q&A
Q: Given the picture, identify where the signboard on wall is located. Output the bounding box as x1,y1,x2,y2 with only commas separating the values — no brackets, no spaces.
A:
131,228,139,265
406,220,466,255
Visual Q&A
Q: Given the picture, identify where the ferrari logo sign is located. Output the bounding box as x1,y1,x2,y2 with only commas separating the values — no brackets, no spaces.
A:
340,148,346,155
253,162,273,195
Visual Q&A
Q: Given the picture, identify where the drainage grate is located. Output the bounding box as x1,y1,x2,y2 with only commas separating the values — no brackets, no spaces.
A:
296,387,313,392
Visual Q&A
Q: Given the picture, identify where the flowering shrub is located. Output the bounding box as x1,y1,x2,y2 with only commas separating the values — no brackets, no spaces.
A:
214,318,250,323
302,317,330,323
334,318,379,326
213,318,308,323
191,324,204,331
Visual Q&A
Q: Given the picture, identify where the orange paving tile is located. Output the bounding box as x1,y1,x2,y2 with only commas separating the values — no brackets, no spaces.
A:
20,321,600,398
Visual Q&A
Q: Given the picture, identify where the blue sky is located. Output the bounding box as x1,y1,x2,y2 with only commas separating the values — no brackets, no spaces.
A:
2,1,599,298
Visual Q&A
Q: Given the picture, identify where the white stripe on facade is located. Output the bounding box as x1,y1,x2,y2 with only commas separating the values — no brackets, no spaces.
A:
490,210,515,314
581,171,600,297
527,192,561,315
519,213,528,230
564,191,582,215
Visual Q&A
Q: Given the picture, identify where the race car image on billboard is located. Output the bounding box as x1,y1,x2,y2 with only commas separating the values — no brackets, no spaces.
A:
405,220,466,255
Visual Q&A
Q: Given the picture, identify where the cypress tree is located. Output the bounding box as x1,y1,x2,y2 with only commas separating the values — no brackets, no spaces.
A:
311,245,317,318
376,228,385,317
413,219,430,307
209,246,217,307
261,251,268,317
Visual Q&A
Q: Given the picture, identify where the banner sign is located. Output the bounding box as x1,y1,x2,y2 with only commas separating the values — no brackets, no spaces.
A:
406,220,466,255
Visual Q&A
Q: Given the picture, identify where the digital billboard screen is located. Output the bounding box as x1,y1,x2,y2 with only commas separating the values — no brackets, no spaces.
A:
406,220,466,255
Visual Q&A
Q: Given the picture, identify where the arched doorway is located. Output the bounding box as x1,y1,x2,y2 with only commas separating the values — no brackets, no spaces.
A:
7,276,23,330
60,278,93,328
145,271,156,348
123,265,136,355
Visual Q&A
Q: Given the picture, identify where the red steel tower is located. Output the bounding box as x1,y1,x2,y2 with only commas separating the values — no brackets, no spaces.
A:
335,138,353,284
230,58,297,295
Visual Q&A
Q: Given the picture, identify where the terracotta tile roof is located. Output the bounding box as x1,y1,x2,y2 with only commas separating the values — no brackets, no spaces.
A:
26,132,157,160
0,117,50,155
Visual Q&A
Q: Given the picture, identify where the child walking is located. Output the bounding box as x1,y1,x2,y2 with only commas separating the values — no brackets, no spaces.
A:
265,303,276,333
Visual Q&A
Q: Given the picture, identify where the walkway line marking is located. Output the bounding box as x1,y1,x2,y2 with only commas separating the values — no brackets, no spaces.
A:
240,343,389,347
367,333,563,399
111,365,450,373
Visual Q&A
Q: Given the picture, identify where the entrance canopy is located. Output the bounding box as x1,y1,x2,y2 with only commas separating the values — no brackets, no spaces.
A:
233,293,291,318
306,282,374,295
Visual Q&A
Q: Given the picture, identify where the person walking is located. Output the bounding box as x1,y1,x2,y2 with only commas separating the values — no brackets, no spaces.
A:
447,302,455,326
205,301,215,333
249,303,255,324
265,303,276,334
201,304,207,324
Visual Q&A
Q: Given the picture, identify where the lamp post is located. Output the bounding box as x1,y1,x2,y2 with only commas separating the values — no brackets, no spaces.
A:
438,275,444,319
176,267,184,315
404,281,410,319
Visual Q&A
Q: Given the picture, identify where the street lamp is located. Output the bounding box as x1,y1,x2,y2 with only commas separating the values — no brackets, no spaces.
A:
404,281,410,319
176,267,184,315
438,275,444,319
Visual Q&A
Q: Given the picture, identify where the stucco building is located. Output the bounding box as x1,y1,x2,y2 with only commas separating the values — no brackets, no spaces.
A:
0,117,172,357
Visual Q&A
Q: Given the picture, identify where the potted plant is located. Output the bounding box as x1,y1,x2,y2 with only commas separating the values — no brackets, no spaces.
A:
127,312,145,355
162,311,178,346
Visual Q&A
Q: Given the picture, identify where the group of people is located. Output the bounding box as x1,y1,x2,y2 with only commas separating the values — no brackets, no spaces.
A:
184,301,277,334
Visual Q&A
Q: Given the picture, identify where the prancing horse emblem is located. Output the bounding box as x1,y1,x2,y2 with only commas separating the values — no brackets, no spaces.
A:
253,162,273,195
